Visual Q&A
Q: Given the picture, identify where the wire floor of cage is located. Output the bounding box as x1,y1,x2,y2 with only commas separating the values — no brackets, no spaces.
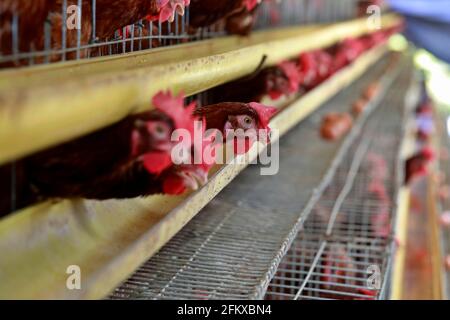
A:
109,53,414,300
265,101,404,300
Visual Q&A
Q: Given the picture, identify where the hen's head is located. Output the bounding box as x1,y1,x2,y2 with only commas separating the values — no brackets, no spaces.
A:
130,113,174,158
247,102,278,130
278,61,301,94
416,102,433,115
297,52,318,87
316,50,333,80
132,90,197,176
194,102,277,155
194,102,276,133
341,37,365,62
407,147,435,181
264,66,297,100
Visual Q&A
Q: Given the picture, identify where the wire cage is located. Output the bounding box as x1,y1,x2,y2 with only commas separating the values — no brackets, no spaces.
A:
0,0,385,218
109,55,412,300
0,0,365,68
264,67,411,300
0,0,400,300
265,138,398,300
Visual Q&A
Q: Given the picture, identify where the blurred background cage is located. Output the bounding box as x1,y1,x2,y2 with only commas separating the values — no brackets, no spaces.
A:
0,0,379,68
438,111,450,298
264,90,405,300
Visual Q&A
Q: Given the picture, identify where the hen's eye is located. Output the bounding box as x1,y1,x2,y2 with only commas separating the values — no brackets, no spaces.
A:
150,122,169,139
244,117,252,124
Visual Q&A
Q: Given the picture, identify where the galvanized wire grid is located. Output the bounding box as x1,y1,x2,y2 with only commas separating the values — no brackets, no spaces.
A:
110,54,411,300
0,0,362,68
265,88,407,300
266,64,417,300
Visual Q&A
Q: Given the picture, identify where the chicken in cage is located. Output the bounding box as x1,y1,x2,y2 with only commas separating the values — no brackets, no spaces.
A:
0,0,448,304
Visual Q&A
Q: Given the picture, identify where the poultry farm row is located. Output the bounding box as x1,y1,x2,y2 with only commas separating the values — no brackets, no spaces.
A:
0,27,398,217
401,91,450,298
264,62,414,300
0,0,271,66
0,0,384,67
109,51,409,300
0,0,423,301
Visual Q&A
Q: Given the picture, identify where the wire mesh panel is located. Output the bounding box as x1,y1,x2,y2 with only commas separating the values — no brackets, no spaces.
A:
0,0,363,68
265,64,414,300
109,53,409,300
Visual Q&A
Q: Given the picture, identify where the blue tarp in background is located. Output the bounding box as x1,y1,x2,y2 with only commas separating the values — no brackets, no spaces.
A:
387,0,450,64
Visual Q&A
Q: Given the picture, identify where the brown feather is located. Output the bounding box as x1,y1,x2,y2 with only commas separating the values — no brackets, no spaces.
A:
0,0,161,66
95,0,158,39
208,66,289,103
188,0,244,28
23,110,173,199
225,7,258,36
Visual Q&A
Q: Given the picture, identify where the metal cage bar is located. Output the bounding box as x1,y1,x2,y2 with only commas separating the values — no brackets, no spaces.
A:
109,53,411,300
0,0,365,68
265,64,414,300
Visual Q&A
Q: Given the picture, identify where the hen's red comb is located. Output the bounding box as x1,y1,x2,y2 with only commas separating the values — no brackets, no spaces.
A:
248,102,277,128
152,90,197,136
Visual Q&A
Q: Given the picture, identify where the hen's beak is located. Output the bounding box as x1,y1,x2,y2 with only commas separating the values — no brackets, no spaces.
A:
177,167,209,191
191,167,209,186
